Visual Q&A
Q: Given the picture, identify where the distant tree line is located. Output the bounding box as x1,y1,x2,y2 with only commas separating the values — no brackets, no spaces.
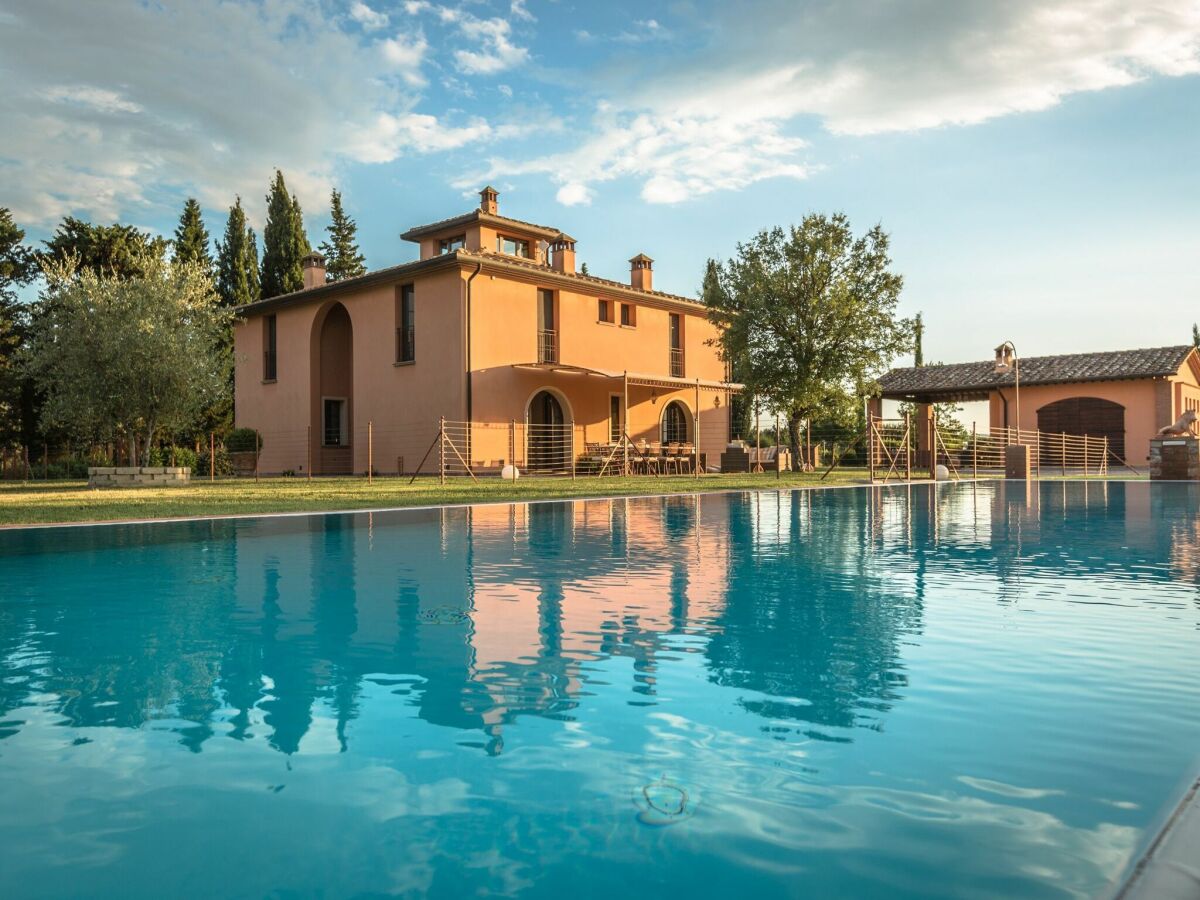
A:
0,170,368,471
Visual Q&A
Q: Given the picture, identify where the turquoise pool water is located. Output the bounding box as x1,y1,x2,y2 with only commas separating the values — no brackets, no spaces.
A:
1,481,1199,898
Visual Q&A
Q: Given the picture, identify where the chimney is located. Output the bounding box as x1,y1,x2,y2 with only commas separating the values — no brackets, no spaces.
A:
551,233,577,274
302,252,326,289
479,185,499,215
629,253,653,292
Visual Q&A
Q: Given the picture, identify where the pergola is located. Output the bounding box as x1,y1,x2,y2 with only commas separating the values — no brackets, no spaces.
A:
511,362,744,473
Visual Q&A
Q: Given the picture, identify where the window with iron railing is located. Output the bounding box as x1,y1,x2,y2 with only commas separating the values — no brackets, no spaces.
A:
537,288,557,363
538,329,558,364
669,313,684,377
670,348,684,378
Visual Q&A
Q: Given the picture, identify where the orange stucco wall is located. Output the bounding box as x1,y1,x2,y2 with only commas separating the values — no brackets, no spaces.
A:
235,257,730,474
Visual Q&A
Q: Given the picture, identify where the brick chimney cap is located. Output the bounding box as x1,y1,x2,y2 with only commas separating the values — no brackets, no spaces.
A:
302,252,326,267
629,253,654,264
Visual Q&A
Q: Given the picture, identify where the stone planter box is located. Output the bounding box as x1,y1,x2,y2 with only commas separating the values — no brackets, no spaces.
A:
1149,437,1200,480
229,451,259,476
88,466,191,488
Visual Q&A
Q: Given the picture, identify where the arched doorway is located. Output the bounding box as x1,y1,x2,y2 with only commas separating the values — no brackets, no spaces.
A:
661,400,691,445
527,389,567,472
1037,396,1125,460
313,303,353,475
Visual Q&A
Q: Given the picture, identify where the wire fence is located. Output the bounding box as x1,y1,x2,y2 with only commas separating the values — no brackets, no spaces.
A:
0,412,1144,483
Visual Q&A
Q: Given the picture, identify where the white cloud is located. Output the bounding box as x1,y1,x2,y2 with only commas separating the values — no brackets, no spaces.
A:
497,84,513,98
0,0,490,226
453,17,530,74
555,182,592,206
381,32,429,86
461,104,812,205
478,0,1200,206
349,1,388,31
510,0,535,23
646,0,1200,137
42,85,143,115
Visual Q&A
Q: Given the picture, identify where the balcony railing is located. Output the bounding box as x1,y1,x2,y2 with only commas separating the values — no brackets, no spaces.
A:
538,329,558,364
669,347,684,378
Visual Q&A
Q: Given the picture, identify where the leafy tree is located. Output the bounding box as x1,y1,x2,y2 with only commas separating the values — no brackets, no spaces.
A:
318,189,366,282
1192,322,1199,350
42,217,168,279
173,198,213,274
704,214,912,469
25,256,231,465
216,197,260,307
0,208,37,444
260,170,310,298
580,262,589,276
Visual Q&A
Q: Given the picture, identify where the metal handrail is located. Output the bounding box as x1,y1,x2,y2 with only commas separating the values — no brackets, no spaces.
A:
669,347,684,378
538,329,558,364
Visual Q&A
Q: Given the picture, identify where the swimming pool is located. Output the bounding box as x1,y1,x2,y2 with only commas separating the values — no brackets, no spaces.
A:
1,481,1198,898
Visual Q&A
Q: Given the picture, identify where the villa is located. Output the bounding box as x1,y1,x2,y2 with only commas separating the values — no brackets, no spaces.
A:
233,188,738,476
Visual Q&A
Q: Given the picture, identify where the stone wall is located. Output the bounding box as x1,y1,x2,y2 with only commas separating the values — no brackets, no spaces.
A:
1148,437,1200,480
88,467,191,488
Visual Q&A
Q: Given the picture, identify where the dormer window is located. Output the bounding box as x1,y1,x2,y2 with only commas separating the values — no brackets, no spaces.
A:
438,235,465,254
497,235,529,258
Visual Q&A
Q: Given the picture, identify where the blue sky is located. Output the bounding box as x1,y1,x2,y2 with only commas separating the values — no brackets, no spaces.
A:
1,0,1198,369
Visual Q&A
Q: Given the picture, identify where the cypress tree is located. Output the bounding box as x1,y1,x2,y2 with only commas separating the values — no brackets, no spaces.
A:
260,170,310,298
173,198,213,273
913,312,924,366
216,197,260,307
318,189,366,282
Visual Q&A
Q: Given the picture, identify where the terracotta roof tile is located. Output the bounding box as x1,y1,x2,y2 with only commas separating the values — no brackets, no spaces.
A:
879,345,1194,398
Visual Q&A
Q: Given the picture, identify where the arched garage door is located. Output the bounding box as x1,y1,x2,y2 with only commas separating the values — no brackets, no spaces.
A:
1036,397,1125,460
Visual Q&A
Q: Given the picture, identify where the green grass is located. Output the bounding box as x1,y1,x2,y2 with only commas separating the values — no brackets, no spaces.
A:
0,470,876,527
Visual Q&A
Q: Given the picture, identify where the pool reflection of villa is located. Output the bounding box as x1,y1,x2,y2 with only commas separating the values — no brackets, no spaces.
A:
2,483,1200,898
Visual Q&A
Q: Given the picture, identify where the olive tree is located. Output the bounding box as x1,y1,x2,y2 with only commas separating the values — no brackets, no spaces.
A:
25,256,231,465
704,214,912,469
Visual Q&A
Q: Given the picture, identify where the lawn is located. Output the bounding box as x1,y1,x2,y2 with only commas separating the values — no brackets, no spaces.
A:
0,470,877,527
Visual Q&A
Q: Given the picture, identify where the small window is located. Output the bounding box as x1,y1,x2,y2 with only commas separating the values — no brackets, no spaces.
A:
620,303,636,327
323,398,347,447
497,235,529,258
609,395,622,443
263,314,277,381
438,235,465,254
396,284,415,362
598,298,613,323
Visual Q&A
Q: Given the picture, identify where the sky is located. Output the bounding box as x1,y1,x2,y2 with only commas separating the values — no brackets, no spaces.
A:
1,0,1198,373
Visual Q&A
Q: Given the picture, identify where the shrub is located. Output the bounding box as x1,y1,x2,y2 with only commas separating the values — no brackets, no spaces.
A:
226,428,263,452
196,446,234,477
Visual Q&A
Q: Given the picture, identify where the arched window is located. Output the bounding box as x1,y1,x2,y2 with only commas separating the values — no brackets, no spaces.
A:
662,401,689,444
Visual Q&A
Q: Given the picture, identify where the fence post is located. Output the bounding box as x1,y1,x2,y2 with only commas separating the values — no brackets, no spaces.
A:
904,412,912,482
971,422,977,480
307,425,312,480
368,420,374,483
775,412,781,481
210,432,215,482
509,419,515,470
255,431,260,484
1083,434,1089,479
868,414,876,483
1103,436,1109,475
570,422,577,481
43,442,49,480
439,415,446,485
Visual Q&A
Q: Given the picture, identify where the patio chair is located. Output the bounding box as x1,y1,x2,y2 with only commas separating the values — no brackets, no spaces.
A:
664,442,682,475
